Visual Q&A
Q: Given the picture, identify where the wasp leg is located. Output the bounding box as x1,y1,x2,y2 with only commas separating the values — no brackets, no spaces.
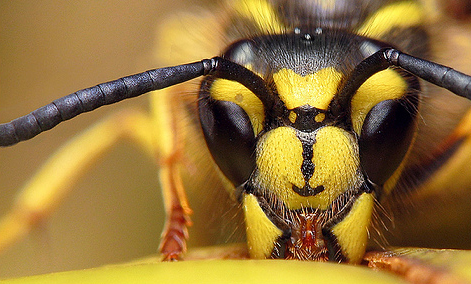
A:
0,108,154,253
158,158,193,261
150,10,225,261
390,107,471,248
364,249,471,284
414,108,471,196
147,86,193,261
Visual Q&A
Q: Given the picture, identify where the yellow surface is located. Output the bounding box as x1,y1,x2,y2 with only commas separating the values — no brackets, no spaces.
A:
1,259,408,284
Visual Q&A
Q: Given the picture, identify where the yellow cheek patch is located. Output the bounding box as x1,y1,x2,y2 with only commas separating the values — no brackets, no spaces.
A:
350,68,408,134
210,79,265,135
308,127,361,208
243,193,283,259
273,68,343,110
233,0,284,34
255,126,360,210
357,1,424,39
331,193,374,264
256,127,305,207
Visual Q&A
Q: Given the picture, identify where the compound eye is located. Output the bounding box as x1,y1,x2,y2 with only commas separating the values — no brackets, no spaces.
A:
198,97,257,187
359,99,417,185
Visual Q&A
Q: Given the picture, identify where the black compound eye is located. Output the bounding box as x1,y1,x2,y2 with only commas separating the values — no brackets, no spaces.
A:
359,98,417,185
198,96,257,187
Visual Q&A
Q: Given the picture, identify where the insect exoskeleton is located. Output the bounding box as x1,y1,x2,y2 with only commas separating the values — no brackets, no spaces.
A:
197,0,429,263
1,0,471,274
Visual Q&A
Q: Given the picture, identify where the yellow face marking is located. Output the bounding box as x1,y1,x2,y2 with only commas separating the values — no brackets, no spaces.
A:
273,68,343,110
308,127,361,207
315,113,325,123
256,127,305,208
210,79,265,135
233,0,284,33
243,193,283,259
357,1,424,39
350,68,408,135
289,111,297,123
331,193,374,264
255,126,360,210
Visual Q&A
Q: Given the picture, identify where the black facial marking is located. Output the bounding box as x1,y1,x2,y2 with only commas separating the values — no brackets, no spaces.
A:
292,132,325,196
286,105,327,132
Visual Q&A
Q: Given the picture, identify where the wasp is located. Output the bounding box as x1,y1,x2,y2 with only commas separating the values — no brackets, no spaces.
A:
1,0,471,280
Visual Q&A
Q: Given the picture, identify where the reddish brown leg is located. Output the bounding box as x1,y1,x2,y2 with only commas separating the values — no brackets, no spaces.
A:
158,160,193,261
152,86,194,261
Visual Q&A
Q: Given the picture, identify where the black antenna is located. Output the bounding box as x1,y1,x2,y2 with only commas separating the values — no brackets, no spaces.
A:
336,48,471,110
3,48,470,147
386,49,471,99
0,60,214,146
0,57,272,147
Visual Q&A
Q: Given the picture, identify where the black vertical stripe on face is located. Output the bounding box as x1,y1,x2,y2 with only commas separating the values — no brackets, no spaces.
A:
292,131,325,196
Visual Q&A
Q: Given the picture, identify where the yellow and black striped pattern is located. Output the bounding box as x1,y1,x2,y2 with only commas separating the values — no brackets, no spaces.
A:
203,0,425,263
